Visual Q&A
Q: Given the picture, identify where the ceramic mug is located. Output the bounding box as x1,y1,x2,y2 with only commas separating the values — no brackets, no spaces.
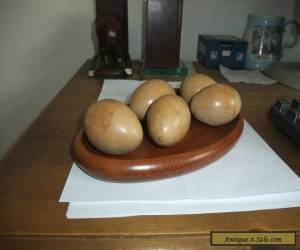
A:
243,14,299,70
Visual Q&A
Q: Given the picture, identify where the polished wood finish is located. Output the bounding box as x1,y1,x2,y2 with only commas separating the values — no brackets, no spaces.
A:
144,0,183,68
0,61,300,249
73,114,243,181
181,73,217,103
95,0,129,53
129,79,175,120
146,94,191,147
84,99,143,155
190,84,242,126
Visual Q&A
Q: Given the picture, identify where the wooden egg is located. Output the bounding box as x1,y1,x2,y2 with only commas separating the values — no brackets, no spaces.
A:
180,73,216,103
190,84,241,126
129,79,175,120
84,99,143,155
147,94,191,147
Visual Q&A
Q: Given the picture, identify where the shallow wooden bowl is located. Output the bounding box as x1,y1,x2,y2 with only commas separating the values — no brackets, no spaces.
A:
72,115,244,182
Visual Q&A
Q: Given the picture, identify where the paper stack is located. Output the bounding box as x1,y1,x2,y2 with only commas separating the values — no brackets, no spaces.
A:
60,80,300,218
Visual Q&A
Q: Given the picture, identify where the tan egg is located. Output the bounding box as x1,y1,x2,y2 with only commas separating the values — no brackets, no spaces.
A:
190,84,242,126
147,94,191,147
84,99,143,155
180,73,217,103
129,79,175,120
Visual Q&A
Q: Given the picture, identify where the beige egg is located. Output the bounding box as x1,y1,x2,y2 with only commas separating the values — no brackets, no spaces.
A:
190,84,242,126
147,94,191,147
84,99,143,155
180,73,217,103
129,79,175,120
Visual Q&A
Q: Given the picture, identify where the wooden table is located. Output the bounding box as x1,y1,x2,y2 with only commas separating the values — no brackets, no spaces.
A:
0,61,299,250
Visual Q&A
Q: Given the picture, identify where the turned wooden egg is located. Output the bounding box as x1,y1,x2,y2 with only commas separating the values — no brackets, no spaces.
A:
147,94,191,147
180,73,216,103
129,79,175,120
84,99,143,155
190,84,241,126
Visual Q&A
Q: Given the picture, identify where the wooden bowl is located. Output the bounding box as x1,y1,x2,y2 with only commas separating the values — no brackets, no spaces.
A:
72,115,244,182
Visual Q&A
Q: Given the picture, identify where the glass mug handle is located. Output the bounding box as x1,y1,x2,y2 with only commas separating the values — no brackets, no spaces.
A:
282,20,300,49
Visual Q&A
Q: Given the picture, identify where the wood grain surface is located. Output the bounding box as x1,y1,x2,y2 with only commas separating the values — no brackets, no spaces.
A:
0,61,299,250
73,115,243,182
144,0,183,68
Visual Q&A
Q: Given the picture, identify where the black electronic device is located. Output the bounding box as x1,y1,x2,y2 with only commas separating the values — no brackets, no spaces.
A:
269,99,300,146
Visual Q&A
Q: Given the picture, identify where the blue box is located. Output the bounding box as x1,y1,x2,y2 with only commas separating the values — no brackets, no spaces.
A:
197,35,248,69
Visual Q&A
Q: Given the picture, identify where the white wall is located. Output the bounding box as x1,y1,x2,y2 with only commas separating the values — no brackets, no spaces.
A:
0,0,298,159
0,0,94,159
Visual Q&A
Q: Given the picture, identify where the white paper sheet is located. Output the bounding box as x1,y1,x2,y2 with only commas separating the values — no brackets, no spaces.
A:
60,121,300,202
67,190,300,218
60,79,300,203
60,79,300,218
219,65,277,84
